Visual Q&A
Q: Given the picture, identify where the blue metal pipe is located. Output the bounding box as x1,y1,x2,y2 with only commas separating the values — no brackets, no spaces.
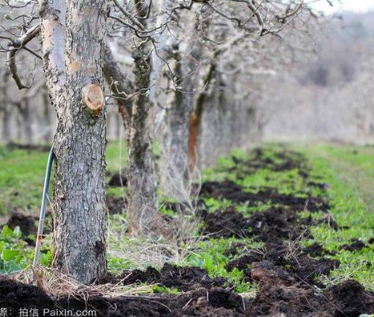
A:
33,144,55,269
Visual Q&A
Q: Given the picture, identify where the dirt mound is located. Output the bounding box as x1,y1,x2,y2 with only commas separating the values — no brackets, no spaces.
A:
230,148,310,174
248,280,332,316
5,212,37,237
247,206,306,242
0,277,247,317
200,204,311,242
330,280,374,317
108,170,127,187
200,207,251,239
302,242,337,257
0,277,55,315
340,238,367,252
119,263,227,292
2,274,373,317
249,262,374,317
200,180,330,212
106,195,126,214
225,251,263,272
288,256,340,286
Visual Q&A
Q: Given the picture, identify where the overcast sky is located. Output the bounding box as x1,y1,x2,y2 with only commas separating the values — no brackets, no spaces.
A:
312,0,374,14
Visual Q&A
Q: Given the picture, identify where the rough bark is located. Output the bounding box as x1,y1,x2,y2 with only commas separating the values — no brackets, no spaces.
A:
40,0,108,283
199,70,226,167
0,71,11,143
149,0,173,103
42,90,52,143
17,99,32,144
1,106,11,143
160,45,194,200
126,46,163,237
125,1,168,237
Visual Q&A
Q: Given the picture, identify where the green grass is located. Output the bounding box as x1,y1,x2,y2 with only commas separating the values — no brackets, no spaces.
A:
297,144,374,290
0,141,128,215
198,143,374,291
0,147,49,215
1,141,374,292
184,237,263,294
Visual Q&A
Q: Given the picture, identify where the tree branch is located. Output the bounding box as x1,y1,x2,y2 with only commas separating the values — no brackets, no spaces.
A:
6,24,40,89
102,44,134,128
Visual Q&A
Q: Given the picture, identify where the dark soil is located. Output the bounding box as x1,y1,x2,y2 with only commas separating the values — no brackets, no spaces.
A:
106,195,126,214
196,149,374,316
1,272,374,317
230,148,309,175
95,263,228,292
340,238,367,252
120,263,228,292
200,207,252,238
5,212,37,237
1,148,373,317
330,280,374,317
108,170,127,187
0,277,248,317
2,211,54,245
200,180,330,212
302,242,337,257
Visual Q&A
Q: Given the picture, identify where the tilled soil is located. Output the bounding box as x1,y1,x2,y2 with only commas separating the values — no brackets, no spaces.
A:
1,148,374,316
97,263,228,292
5,212,38,237
106,195,127,215
107,169,127,187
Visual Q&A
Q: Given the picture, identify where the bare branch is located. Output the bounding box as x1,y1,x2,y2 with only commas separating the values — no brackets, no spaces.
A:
6,24,40,89
102,43,133,127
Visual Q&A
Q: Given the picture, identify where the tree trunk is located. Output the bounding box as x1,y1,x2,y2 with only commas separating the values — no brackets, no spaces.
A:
187,63,216,171
1,106,11,144
0,71,11,144
40,0,108,283
42,89,52,143
149,0,173,103
19,99,32,144
126,46,164,237
160,45,194,200
123,1,168,237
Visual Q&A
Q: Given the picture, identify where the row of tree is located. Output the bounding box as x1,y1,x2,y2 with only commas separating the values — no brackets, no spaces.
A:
0,0,326,283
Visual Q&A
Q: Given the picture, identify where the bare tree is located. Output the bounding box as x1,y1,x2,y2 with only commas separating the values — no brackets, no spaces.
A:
40,0,108,283
1,0,331,253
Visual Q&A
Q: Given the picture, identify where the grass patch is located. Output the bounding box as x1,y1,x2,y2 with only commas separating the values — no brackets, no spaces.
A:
0,141,128,216
298,144,374,290
2,141,374,294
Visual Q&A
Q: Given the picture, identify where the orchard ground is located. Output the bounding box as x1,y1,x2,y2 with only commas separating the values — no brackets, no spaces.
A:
0,141,374,316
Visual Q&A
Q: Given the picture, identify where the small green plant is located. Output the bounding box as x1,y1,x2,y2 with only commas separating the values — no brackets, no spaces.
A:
0,225,52,273
184,238,260,293
0,225,31,273
152,285,178,294
204,198,232,213
108,257,134,275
